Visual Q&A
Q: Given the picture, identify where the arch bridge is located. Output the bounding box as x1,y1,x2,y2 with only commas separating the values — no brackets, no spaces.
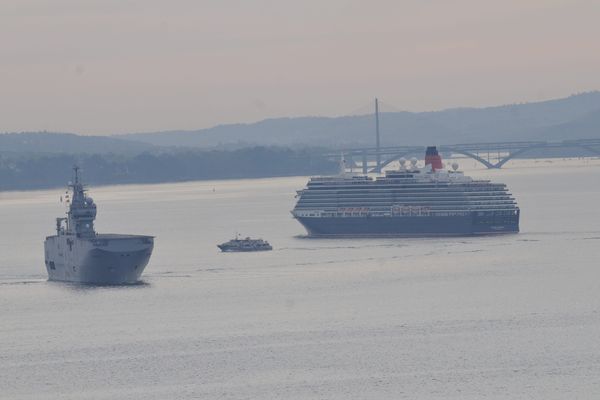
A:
332,139,600,173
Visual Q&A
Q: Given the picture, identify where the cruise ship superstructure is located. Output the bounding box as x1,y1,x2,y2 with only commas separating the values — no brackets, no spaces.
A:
44,167,154,284
292,147,520,237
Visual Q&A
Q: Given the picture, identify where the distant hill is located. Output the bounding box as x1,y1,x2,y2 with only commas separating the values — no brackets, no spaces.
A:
0,132,154,154
532,108,600,141
2,93,599,191
117,92,600,149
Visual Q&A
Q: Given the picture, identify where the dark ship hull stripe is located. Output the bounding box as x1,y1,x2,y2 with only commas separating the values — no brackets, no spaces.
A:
295,215,519,237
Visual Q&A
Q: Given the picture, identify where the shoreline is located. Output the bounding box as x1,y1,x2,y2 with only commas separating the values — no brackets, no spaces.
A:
1,156,599,194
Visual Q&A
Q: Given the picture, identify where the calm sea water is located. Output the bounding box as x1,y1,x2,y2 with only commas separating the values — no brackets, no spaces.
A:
2,160,600,399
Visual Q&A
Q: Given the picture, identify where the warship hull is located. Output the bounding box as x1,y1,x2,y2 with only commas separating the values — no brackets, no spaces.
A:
295,213,519,237
44,234,153,284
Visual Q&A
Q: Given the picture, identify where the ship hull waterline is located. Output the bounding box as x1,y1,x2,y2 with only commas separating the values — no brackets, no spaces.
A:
295,214,519,237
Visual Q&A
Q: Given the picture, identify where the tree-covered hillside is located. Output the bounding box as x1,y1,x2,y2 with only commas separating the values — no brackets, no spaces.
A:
0,147,337,191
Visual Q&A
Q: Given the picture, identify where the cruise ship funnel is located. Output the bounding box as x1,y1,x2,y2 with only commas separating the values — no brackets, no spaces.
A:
425,146,443,171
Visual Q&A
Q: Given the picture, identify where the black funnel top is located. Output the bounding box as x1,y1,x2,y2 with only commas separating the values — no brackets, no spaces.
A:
425,146,439,156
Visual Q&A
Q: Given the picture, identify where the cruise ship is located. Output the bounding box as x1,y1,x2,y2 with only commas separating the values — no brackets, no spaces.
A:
292,146,520,237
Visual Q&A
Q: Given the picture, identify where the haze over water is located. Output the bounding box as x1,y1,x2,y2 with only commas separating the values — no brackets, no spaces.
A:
2,159,600,399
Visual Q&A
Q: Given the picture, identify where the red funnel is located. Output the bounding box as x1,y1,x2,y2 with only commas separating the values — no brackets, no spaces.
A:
425,146,443,171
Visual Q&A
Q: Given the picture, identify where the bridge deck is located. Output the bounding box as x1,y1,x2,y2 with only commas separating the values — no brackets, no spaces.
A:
329,139,600,170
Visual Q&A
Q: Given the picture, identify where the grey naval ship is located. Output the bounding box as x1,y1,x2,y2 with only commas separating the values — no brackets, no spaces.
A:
44,167,154,284
292,146,520,237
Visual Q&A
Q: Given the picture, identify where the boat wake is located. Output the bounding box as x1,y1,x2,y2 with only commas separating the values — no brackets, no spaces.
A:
0,279,46,286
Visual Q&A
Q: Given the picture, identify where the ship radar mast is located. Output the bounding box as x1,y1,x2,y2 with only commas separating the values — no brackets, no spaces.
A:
73,165,80,185
339,152,349,176
63,165,97,237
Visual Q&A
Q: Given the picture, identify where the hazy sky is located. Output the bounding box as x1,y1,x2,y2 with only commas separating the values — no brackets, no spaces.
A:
1,0,599,134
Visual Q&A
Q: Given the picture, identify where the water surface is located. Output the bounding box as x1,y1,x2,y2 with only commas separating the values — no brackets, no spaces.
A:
1,160,600,399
